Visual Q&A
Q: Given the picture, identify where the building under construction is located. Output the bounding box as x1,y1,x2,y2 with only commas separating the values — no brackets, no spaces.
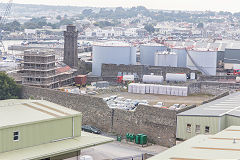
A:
22,49,76,88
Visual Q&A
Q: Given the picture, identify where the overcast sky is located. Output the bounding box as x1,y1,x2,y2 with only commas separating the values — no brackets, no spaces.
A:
2,0,240,12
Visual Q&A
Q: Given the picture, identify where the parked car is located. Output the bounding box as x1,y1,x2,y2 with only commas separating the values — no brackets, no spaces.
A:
82,125,101,134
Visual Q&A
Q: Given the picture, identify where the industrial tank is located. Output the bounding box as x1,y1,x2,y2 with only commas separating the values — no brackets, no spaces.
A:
166,73,187,82
140,44,167,66
142,75,164,84
154,51,178,67
171,47,187,67
187,50,217,76
92,41,136,76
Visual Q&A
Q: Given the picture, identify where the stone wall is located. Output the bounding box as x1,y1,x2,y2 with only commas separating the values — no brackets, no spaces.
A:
199,75,237,81
101,64,200,80
21,85,177,147
112,105,176,147
188,81,240,95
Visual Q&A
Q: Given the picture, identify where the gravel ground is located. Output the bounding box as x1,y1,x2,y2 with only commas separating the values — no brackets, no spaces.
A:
93,91,213,107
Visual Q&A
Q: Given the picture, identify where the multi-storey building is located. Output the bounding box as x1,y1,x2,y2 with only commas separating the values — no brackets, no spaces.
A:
22,49,76,88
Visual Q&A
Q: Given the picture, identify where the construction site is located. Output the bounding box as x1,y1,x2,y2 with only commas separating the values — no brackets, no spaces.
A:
21,49,76,88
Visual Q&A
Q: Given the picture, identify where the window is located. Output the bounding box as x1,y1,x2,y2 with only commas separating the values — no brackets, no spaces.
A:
187,124,191,133
13,131,19,141
196,125,200,134
205,126,210,134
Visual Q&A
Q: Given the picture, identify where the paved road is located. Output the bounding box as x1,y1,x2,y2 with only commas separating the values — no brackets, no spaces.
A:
80,141,167,160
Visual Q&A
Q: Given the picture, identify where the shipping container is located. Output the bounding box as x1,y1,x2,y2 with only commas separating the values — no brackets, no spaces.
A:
75,75,87,86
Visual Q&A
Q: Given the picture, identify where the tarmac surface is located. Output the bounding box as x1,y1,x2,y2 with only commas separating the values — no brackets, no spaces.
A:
80,140,168,160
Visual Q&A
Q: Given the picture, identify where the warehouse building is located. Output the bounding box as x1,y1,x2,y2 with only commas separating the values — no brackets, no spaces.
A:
177,92,240,140
224,48,240,69
0,99,113,160
148,126,240,160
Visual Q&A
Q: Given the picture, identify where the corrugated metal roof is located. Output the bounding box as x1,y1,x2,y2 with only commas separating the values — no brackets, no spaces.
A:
178,92,240,117
148,126,240,160
0,132,114,160
0,99,80,128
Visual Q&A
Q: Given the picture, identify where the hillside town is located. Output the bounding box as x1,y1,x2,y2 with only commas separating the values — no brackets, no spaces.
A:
1,1,240,160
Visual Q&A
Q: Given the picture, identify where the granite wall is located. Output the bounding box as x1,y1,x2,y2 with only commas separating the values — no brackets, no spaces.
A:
21,85,177,147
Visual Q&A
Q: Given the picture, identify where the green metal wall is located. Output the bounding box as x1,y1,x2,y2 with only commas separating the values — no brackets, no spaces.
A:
177,116,221,140
0,114,81,153
74,115,82,137
226,115,240,126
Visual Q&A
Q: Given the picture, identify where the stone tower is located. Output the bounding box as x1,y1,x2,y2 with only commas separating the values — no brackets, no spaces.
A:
64,25,78,68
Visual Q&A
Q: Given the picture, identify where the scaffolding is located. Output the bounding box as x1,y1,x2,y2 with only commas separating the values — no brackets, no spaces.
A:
22,49,76,88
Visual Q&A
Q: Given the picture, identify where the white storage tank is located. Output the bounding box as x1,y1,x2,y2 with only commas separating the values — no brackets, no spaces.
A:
140,44,167,66
187,50,217,76
92,41,136,76
155,51,178,67
166,73,187,82
143,75,164,84
171,47,187,67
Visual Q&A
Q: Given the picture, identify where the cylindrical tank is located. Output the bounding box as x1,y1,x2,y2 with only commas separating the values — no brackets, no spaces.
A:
166,73,187,82
171,47,187,67
140,44,167,66
187,50,217,76
92,41,136,76
154,51,178,67
143,75,164,84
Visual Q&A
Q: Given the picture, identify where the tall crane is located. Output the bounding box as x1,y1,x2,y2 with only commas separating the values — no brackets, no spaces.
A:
0,0,13,53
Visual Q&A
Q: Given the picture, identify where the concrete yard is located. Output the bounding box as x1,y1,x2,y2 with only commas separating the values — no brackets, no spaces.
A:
80,141,168,160
93,91,213,107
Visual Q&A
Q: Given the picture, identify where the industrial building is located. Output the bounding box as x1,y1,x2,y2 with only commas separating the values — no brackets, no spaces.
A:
92,41,136,76
0,99,113,160
224,48,240,69
177,92,240,140
148,126,240,160
140,43,167,66
22,49,76,88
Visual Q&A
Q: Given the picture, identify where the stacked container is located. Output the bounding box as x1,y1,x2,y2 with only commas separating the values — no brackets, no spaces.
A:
128,83,188,96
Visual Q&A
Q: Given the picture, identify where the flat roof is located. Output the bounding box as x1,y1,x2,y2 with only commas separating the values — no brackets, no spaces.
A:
93,41,132,47
148,126,240,160
178,92,240,117
0,99,80,128
0,132,114,160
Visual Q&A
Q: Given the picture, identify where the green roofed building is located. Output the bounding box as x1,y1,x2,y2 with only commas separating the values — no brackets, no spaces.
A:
148,126,240,160
0,99,113,160
177,92,240,140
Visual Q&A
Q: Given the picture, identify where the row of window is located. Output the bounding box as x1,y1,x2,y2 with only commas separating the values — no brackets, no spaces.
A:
187,124,210,134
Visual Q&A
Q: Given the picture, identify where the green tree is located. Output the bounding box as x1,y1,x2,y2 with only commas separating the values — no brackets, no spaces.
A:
0,72,21,100
197,22,204,29
2,20,22,32
56,15,61,20
144,24,155,33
